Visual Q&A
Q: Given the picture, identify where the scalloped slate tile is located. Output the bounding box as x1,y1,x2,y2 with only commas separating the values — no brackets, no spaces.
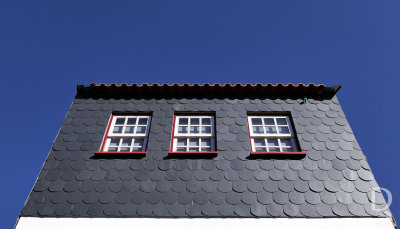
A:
20,93,391,219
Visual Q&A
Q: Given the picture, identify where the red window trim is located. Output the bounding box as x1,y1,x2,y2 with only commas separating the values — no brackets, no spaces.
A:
246,113,306,156
250,151,306,155
95,114,149,155
169,113,217,155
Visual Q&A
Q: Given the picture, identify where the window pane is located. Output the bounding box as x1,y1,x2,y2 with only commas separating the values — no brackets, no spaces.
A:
179,118,188,125
124,126,135,134
202,118,211,125
255,147,267,152
178,126,188,134
121,139,132,146
138,118,148,125
113,126,123,134
176,147,186,152
115,118,125,125
252,126,264,134
189,147,199,152
201,147,211,152
127,118,137,125
134,139,144,147
190,118,200,125
254,139,266,147
278,126,290,134
189,139,199,146
269,147,280,152
201,126,211,134
190,126,199,134
108,147,118,151
265,126,277,134
263,118,275,125
177,139,187,146
282,147,294,152
120,147,130,152
136,126,146,134
132,147,142,152
252,118,262,125
109,139,119,146
280,139,292,147
276,118,287,125
201,139,211,147
267,139,279,147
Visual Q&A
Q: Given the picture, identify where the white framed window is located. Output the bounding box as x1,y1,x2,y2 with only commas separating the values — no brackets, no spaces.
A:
248,115,298,152
171,115,215,152
101,115,151,152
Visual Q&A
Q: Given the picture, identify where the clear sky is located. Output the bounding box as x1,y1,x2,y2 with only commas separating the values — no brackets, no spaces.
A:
1,1,399,227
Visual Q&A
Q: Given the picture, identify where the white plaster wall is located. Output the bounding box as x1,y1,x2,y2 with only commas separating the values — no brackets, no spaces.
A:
15,217,395,229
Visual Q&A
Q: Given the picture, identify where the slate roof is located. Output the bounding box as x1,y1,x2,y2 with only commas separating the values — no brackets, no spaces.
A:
20,83,392,218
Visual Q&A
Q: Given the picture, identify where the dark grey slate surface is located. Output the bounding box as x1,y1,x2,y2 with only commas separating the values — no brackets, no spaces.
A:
20,94,392,218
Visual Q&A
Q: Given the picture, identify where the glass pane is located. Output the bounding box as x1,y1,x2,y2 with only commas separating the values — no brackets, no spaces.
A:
276,118,287,125
201,126,211,134
189,139,199,146
255,147,267,152
124,126,135,134
178,126,188,134
269,147,280,152
176,147,186,152
113,126,123,134
254,139,266,147
263,118,275,125
120,147,130,152
190,118,200,125
267,139,279,147
177,139,187,146
265,126,277,134
202,118,211,125
282,147,294,152
127,118,137,125
136,126,146,134
280,139,292,147
251,118,262,125
179,118,188,125
189,147,199,152
190,126,199,134
201,139,211,147
138,118,148,125
134,139,144,147
109,139,119,146
278,126,290,134
121,139,132,146
115,118,125,125
252,126,264,134
132,147,142,152
201,147,211,152
107,147,118,152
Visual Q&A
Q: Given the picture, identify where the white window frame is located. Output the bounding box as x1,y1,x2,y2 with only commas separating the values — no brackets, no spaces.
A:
172,115,215,152
103,115,151,152
248,115,298,152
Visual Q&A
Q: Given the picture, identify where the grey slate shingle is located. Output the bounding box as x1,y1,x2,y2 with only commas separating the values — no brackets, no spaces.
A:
20,94,391,218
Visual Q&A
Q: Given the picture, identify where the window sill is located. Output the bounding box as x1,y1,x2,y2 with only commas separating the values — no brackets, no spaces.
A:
250,151,306,155
94,151,147,156
168,151,218,155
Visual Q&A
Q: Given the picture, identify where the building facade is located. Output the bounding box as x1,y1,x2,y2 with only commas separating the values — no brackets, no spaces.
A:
15,83,395,229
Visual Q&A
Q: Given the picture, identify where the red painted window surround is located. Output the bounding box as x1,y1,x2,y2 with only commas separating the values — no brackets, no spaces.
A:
94,114,147,156
250,151,306,155
246,114,306,156
168,114,218,155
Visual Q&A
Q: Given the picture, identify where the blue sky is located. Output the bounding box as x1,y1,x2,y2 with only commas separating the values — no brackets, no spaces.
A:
1,1,399,227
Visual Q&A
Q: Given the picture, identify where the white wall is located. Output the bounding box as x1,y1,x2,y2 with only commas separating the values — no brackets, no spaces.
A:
15,217,395,229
